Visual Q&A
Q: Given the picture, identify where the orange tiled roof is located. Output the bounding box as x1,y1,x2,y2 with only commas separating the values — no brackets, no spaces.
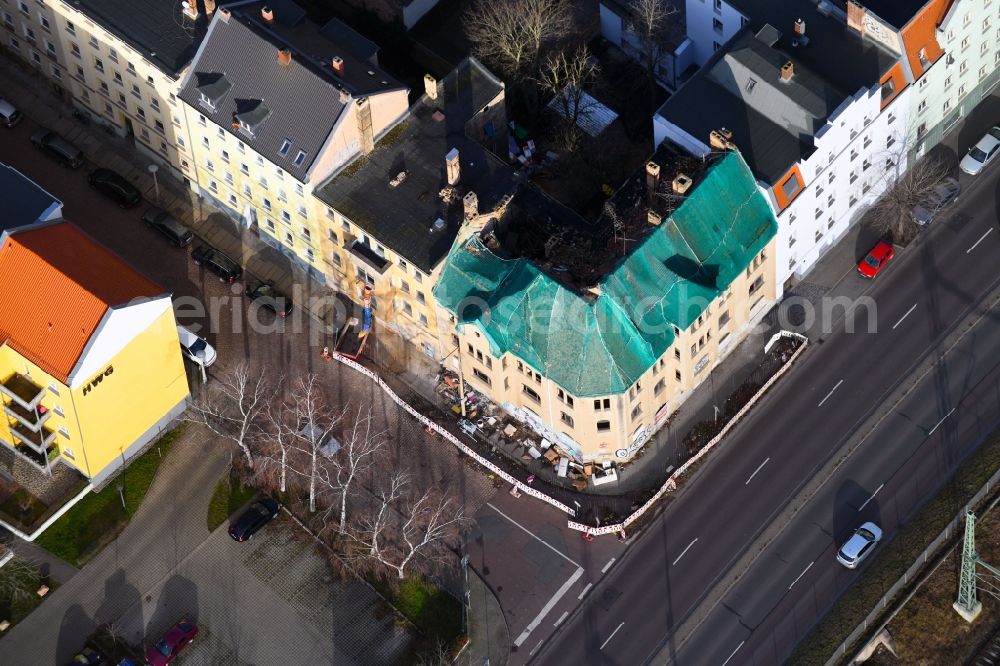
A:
0,222,164,383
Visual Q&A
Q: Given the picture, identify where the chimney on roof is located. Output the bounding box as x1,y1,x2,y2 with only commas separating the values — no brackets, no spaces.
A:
794,18,805,37
463,191,479,220
645,161,660,195
424,73,441,101
647,209,663,226
182,1,198,20
846,0,865,33
672,174,693,195
204,0,216,14
780,60,794,81
709,128,735,151
218,6,230,21
446,147,461,186
338,88,351,104
331,55,345,77
278,48,292,66
261,6,274,22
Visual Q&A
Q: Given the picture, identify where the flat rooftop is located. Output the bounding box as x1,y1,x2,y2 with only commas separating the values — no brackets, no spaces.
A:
72,0,209,76
315,58,515,273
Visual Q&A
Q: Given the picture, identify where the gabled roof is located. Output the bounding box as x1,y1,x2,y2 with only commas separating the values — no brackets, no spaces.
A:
0,163,62,229
71,0,209,77
179,2,405,181
316,57,514,272
0,222,164,383
433,150,778,397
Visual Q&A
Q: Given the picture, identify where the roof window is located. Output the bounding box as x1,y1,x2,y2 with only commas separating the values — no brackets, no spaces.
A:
293,150,307,167
279,139,291,156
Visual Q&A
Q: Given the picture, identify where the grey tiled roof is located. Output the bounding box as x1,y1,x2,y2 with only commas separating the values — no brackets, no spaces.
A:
72,0,209,76
316,58,515,273
319,18,379,64
0,163,62,230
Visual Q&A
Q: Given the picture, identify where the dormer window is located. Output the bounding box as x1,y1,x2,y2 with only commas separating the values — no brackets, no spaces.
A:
279,139,291,156
233,99,271,138
194,72,231,113
293,150,307,167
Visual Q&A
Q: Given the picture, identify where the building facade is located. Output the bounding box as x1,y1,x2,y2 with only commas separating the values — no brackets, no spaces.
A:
177,2,409,280
0,222,188,485
433,148,778,463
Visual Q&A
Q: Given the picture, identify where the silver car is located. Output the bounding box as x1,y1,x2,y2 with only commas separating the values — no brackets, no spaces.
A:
837,522,882,569
911,176,960,226
176,325,217,368
959,126,1000,175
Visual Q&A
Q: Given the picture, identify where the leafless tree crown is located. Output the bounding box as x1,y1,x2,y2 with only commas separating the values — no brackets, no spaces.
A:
464,0,572,78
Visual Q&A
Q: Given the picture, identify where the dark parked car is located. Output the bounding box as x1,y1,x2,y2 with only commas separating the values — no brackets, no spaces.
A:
228,497,280,542
30,128,83,168
89,168,141,208
245,280,293,317
142,207,193,247
145,618,198,666
191,244,242,283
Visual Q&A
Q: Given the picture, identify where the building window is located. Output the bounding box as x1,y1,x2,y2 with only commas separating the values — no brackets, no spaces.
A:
654,378,665,395
293,150,307,166
560,412,574,428
473,368,491,385
713,18,724,33
719,310,730,327
593,398,610,411
522,384,541,403
416,291,426,305
279,139,291,156
557,389,574,407
630,404,642,421
597,420,611,432
749,275,764,296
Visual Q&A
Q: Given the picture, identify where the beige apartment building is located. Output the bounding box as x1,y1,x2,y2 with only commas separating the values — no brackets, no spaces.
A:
433,146,779,463
177,2,408,276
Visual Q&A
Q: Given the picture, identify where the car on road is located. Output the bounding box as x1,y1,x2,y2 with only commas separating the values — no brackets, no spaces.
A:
191,244,241,283
142,207,193,247
837,521,882,569
176,325,217,368
911,176,960,226
145,618,198,666
0,98,22,127
30,128,83,168
66,647,105,665
959,126,1000,175
245,280,293,317
857,240,894,279
89,168,141,208
228,496,280,542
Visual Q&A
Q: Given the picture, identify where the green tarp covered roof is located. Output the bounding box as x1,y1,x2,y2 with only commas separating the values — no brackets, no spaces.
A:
433,150,777,397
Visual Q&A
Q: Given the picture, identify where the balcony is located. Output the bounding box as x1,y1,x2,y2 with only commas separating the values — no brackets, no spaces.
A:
3,402,52,432
0,435,57,475
0,374,44,411
10,421,57,453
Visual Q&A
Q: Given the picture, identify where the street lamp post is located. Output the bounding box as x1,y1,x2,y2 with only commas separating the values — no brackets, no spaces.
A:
147,164,160,202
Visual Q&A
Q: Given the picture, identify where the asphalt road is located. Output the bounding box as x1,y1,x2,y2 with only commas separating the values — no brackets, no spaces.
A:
535,152,1000,662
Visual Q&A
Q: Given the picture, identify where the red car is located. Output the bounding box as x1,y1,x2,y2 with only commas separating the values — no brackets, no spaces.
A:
858,241,895,278
145,618,198,666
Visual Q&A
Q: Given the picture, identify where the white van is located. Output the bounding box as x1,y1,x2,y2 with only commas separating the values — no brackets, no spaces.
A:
0,98,22,128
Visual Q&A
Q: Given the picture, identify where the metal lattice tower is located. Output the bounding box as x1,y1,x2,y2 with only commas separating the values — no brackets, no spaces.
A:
954,510,983,622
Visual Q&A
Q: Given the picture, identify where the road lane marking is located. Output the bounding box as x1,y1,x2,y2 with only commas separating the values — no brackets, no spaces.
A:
554,611,569,626
817,379,844,407
578,583,592,600
529,639,544,656
789,561,814,589
892,303,917,330
721,640,745,666
673,538,699,566
600,622,625,650
967,228,994,254
858,483,884,512
745,457,770,485
487,502,580,567
928,407,957,435
513,566,585,647
601,557,616,573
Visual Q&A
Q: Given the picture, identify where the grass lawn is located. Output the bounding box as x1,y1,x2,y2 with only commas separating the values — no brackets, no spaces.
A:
34,425,184,567
375,576,464,661
0,560,59,627
206,470,257,532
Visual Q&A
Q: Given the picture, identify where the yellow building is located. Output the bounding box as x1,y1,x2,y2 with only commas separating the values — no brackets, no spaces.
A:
177,3,409,279
0,222,188,485
433,146,779,463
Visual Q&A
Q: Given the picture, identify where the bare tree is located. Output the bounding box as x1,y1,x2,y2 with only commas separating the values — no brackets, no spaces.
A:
258,400,295,494
319,407,389,536
869,156,950,243
286,375,342,513
186,361,276,468
627,0,679,87
0,551,40,605
537,46,601,144
348,473,469,580
464,0,572,79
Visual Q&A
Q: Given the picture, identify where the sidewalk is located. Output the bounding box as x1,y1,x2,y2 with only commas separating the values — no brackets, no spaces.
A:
461,568,509,666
